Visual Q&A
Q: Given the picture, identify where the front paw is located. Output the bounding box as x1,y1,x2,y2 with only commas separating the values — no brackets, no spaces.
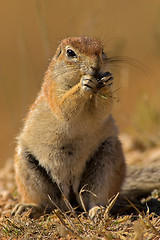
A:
81,75,98,94
11,203,44,218
97,72,113,91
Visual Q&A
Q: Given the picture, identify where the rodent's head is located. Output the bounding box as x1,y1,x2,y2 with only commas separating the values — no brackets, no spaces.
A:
51,37,107,90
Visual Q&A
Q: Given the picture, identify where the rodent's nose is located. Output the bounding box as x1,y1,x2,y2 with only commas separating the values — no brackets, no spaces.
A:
87,66,101,79
81,57,102,77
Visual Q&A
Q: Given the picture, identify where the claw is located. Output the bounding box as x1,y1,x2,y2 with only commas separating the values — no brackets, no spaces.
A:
100,71,112,79
97,72,113,89
89,205,105,223
104,76,113,83
81,75,98,94
11,203,44,218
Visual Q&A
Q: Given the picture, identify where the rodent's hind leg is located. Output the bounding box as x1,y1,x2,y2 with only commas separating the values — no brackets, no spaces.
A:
78,137,125,220
11,203,45,218
14,148,62,216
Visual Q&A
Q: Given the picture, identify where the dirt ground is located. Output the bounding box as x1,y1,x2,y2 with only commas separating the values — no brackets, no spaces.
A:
0,133,160,239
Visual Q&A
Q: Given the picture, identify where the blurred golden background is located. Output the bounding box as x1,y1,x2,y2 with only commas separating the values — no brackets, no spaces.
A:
0,0,160,167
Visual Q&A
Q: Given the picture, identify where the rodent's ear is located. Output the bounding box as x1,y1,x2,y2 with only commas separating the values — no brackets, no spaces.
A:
102,49,107,60
55,46,62,59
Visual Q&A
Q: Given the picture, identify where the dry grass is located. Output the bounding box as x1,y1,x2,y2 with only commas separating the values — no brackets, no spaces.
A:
0,181,160,239
0,198,160,239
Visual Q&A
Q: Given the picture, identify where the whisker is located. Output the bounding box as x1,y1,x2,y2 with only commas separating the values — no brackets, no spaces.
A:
53,66,78,80
104,56,149,74
107,87,121,94
53,64,79,71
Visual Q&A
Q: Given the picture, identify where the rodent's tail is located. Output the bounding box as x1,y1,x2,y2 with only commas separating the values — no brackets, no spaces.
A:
122,164,160,199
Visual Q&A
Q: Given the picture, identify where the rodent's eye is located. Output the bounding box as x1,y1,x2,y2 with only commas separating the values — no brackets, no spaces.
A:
67,49,77,58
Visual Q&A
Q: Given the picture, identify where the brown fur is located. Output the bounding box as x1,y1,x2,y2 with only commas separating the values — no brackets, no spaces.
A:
12,37,126,218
